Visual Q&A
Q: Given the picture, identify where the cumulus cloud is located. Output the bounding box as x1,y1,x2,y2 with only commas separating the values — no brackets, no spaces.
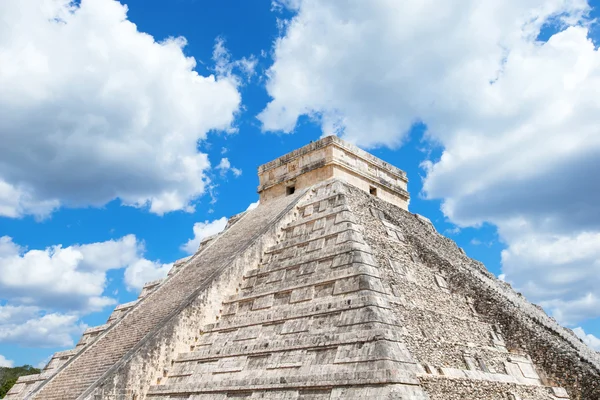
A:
501,230,600,325
0,235,166,311
0,307,86,348
261,0,591,147
0,180,60,219
573,327,600,351
0,235,171,348
0,0,241,218
182,217,228,254
0,354,14,367
261,0,600,328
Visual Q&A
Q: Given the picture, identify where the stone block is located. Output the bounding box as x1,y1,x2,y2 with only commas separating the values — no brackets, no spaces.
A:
266,269,286,283
272,350,303,369
312,218,325,231
333,276,360,295
290,286,314,303
235,326,260,341
307,238,324,252
214,357,246,373
313,282,334,298
252,294,275,310
516,361,539,379
434,275,449,290
280,320,309,335
303,204,314,217
338,307,385,326
552,387,570,398
222,302,238,316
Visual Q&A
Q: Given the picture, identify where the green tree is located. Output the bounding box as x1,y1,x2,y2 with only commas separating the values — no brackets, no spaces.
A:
0,365,41,398
0,377,17,398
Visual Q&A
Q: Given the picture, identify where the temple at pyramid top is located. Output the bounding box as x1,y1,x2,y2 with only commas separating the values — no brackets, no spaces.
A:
258,135,410,209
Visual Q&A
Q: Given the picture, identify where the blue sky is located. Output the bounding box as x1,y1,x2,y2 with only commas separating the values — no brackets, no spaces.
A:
1,0,600,368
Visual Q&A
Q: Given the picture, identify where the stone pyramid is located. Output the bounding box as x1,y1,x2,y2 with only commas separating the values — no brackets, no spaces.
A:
7,136,599,400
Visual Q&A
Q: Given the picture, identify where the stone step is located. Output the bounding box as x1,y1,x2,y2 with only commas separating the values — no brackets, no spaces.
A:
226,263,383,305
176,328,408,363
148,363,421,396
206,294,394,333
31,193,304,400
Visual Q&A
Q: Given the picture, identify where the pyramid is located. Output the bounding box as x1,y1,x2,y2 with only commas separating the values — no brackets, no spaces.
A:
7,136,599,400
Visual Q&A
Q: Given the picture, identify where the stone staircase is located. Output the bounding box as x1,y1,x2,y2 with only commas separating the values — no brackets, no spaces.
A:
7,179,593,399
144,181,429,399
21,190,303,400
7,133,599,399
5,281,164,400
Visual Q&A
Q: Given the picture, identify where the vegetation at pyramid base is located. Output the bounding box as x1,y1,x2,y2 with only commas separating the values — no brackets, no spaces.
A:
0,365,41,399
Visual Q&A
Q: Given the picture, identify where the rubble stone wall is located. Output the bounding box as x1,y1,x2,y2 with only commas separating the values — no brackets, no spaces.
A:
345,185,600,400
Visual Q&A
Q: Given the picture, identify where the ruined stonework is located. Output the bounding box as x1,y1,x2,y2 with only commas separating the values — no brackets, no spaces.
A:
8,136,599,400
257,135,409,210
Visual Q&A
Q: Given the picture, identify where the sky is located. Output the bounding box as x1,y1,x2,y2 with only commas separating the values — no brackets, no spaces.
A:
0,0,599,368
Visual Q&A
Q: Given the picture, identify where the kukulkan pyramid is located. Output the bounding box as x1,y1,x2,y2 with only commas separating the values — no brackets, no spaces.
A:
7,136,599,400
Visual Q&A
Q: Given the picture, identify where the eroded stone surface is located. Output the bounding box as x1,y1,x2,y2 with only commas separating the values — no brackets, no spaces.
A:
257,135,409,209
15,137,600,400
344,184,599,399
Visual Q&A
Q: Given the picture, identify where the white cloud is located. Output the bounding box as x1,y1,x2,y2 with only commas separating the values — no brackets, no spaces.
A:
260,0,600,328
260,0,590,147
0,235,172,348
213,37,258,82
501,230,600,325
231,167,243,177
217,158,231,170
238,56,258,78
182,217,228,254
0,235,162,312
573,327,600,351
216,158,242,177
0,0,241,218
123,259,172,291
0,180,60,219
0,307,86,348
0,354,14,367
271,0,302,13
0,236,118,312
0,305,42,325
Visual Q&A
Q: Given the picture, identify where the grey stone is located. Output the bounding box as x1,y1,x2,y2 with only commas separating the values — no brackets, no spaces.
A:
15,136,598,400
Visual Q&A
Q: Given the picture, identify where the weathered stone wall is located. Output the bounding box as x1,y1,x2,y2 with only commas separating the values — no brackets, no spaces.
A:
258,136,409,209
258,164,335,204
29,189,305,400
84,191,303,400
420,377,566,400
144,179,428,399
6,282,162,399
331,164,407,209
345,185,600,400
20,175,599,399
